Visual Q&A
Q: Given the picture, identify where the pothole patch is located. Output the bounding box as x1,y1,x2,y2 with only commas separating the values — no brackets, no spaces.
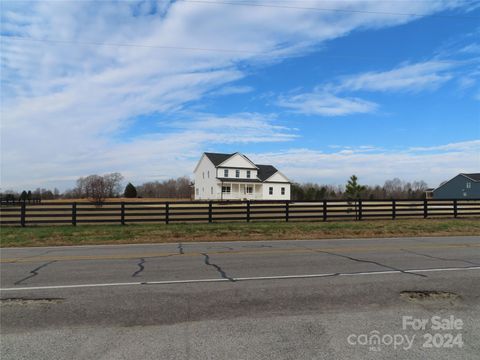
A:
0,298,64,306
400,291,460,303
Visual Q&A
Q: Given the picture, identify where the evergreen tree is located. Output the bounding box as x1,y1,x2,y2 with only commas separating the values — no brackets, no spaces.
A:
20,190,28,202
345,175,366,200
345,175,366,220
124,183,137,198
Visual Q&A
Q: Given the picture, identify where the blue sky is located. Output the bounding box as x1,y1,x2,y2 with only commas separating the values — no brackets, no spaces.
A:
1,0,479,191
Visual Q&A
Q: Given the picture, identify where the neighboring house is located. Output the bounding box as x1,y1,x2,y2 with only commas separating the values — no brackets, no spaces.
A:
432,173,480,199
193,152,291,200
424,188,434,199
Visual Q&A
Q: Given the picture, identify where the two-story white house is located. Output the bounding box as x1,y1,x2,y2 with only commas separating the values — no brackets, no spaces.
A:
193,152,291,200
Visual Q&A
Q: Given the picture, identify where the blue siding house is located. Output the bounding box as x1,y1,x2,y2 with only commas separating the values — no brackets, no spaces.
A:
432,173,480,199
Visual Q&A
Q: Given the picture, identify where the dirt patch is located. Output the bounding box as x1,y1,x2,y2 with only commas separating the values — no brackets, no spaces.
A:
400,290,461,303
0,297,64,305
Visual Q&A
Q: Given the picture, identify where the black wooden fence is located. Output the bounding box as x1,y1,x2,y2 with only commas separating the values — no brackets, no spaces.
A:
1,199,479,227
0,199,480,226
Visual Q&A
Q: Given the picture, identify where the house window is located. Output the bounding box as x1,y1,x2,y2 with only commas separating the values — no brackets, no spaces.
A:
246,186,253,194
196,188,199,195
269,187,273,195
246,170,251,178
466,182,471,189
202,172,204,179
222,186,231,193
211,187,213,194
281,187,285,195
208,171,210,178
224,169,228,177
236,170,240,178
202,187,204,193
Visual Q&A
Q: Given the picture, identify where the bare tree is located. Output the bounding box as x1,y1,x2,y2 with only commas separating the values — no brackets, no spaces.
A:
104,172,124,197
71,173,124,202
83,175,108,204
137,177,192,198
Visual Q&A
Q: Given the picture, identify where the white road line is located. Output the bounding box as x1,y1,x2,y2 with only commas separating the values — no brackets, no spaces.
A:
1,266,480,292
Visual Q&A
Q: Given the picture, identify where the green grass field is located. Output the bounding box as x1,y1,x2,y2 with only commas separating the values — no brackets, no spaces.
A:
1,218,479,247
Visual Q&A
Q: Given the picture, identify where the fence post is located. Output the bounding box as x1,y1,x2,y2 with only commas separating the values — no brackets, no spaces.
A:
208,201,212,223
453,199,458,218
392,200,396,220
72,202,77,226
358,200,362,221
120,202,125,225
285,201,289,222
323,200,327,222
20,202,26,227
423,199,428,219
165,202,170,224
246,201,250,222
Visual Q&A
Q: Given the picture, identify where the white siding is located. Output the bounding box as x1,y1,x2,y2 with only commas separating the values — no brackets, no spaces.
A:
265,172,289,183
219,153,256,169
217,167,258,179
262,182,290,200
194,155,221,200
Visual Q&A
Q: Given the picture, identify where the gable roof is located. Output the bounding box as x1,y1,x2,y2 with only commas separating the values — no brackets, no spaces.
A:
462,173,480,182
433,172,480,193
199,152,290,183
256,164,278,181
204,152,233,166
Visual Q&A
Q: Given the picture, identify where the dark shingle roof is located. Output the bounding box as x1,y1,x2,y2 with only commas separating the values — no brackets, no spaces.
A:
203,152,289,182
256,164,278,181
204,152,234,166
462,173,480,181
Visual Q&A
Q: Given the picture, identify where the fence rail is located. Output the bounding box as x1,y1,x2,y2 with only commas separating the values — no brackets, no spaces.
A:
1,199,479,226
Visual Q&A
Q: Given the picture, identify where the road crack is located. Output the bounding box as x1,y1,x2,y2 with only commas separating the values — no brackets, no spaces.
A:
402,249,480,266
132,258,145,277
14,260,57,285
201,253,235,282
303,246,426,278
178,243,184,255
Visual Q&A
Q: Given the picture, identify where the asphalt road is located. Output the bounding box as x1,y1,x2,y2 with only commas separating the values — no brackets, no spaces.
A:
1,236,480,359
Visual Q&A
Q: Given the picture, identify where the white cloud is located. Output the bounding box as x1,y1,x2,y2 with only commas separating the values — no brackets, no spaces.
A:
276,60,456,116
334,61,454,93
0,0,473,189
277,92,378,116
249,140,480,187
408,139,480,152
0,113,297,190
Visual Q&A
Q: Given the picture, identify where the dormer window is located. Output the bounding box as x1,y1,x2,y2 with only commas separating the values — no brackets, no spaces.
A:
224,169,228,177
236,170,240,178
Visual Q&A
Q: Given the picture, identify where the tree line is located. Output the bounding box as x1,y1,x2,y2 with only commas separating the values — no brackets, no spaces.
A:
1,174,429,203
63,174,192,202
291,176,428,201
1,174,192,203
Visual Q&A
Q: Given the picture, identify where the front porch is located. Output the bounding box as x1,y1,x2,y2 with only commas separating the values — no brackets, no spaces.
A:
220,182,262,200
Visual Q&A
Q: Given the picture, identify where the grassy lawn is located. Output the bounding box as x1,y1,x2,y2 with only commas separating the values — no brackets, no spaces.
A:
1,218,479,247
